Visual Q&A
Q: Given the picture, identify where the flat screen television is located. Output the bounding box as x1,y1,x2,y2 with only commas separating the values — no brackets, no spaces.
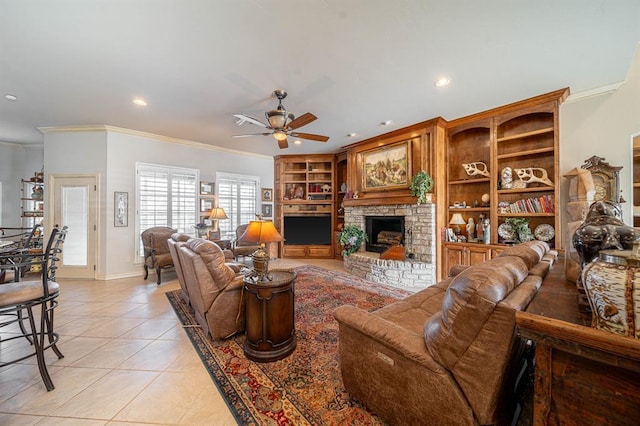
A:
283,215,332,245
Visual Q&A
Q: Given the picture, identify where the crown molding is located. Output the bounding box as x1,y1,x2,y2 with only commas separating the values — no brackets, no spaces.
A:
0,140,43,148
37,125,272,159
564,81,623,104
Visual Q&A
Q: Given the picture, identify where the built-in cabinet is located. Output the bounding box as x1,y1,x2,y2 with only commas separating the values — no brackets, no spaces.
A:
21,179,44,229
634,136,640,229
274,154,335,258
442,89,568,274
334,152,347,258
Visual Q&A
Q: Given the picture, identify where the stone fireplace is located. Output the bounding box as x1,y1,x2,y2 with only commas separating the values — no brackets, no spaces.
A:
343,203,436,291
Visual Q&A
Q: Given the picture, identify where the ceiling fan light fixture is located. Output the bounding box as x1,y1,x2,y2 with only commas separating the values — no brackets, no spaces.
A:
273,131,287,141
266,110,295,129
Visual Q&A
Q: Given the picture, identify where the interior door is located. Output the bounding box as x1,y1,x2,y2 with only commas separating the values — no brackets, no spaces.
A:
51,175,98,279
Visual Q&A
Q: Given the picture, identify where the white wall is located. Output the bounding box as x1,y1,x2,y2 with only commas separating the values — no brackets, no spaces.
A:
0,142,43,227
560,43,640,246
44,127,274,280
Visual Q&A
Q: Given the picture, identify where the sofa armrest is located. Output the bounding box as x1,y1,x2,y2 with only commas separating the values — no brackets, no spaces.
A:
334,305,444,373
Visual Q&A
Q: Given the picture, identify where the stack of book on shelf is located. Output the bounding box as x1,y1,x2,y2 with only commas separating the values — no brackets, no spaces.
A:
507,195,554,214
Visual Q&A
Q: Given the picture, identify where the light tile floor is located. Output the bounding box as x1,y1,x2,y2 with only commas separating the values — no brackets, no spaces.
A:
0,258,346,425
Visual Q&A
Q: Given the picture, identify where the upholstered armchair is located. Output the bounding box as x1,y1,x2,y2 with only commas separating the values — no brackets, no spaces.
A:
232,224,260,260
141,226,177,285
177,238,245,339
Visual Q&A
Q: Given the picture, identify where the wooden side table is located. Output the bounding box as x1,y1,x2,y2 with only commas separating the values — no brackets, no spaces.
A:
243,270,297,362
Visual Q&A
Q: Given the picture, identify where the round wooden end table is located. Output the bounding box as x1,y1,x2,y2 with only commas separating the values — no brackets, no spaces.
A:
243,270,297,362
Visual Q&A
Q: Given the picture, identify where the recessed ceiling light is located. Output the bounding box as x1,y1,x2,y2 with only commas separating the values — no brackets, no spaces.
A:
434,78,451,87
132,98,147,106
294,140,302,145
4,94,17,101
347,133,357,137
381,120,393,126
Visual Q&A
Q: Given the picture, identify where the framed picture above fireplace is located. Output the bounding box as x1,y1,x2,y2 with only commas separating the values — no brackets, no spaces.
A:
361,140,411,191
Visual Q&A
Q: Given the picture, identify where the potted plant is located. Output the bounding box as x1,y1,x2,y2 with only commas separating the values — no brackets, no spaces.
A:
338,225,368,256
410,171,434,205
504,217,534,243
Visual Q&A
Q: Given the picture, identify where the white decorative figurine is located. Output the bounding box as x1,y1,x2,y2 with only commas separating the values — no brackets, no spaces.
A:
514,167,554,187
462,162,490,178
501,166,527,189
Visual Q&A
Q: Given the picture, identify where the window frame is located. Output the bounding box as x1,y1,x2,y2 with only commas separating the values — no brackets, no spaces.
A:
215,172,260,241
135,162,199,260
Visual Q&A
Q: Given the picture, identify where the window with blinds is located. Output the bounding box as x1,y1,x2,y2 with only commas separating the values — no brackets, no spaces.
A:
136,163,198,257
216,172,260,241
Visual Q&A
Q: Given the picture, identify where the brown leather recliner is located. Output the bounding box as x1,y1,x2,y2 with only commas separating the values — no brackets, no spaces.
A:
177,238,245,339
167,233,191,305
169,233,249,306
141,226,177,285
334,241,555,425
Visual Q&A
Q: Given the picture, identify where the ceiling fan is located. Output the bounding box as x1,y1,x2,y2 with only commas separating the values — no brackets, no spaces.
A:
233,89,329,149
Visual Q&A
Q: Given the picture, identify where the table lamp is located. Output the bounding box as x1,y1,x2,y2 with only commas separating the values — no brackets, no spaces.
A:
208,207,228,237
238,214,283,282
449,213,466,235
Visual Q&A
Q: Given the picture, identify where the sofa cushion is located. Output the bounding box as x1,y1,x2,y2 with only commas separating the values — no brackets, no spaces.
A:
497,240,548,270
423,255,528,369
186,239,235,289
376,286,448,335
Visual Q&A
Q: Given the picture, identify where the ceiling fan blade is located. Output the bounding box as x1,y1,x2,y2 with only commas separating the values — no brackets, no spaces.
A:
233,114,269,128
232,133,272,138
289,132,329,142
278,138,289,149
288,112,317,130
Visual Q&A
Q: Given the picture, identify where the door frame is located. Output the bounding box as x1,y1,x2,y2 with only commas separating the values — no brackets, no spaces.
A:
48,173,100,280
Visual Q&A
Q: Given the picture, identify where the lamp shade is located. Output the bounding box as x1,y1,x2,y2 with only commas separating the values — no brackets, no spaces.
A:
449,213,466,225
208,207,228,221
239,220,283,244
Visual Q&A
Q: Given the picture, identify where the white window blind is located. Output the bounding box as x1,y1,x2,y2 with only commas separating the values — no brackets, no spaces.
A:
137,163,198,257
216,172,260,241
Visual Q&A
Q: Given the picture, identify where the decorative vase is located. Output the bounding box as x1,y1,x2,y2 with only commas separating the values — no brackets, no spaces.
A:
582,240,640,337
573,201,639,270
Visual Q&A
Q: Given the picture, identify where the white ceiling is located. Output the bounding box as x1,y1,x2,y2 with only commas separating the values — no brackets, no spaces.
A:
1,1,639,157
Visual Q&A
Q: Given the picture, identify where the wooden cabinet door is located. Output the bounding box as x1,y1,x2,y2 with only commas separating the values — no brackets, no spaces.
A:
443,244,466,275
282,245,307,258
308,245,332,258
468,245,491,266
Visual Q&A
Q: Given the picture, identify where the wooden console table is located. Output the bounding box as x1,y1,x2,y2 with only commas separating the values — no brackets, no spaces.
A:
243,270,297,362
516,257,640,425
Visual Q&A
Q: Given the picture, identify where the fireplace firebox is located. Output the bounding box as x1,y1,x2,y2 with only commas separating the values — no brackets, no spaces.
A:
365,216,405,253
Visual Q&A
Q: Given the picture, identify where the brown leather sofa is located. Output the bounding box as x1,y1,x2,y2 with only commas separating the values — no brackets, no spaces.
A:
334,241,556,425
167,233,191,305
176,238,245,339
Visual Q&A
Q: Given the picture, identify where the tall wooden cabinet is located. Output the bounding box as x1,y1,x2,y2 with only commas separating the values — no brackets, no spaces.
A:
442,88,568,275
274,154,335,258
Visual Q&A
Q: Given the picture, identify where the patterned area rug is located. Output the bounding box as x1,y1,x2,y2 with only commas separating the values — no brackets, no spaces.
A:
166,265,411,425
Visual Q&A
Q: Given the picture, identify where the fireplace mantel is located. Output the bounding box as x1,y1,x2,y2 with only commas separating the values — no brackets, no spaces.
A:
343,193,434,207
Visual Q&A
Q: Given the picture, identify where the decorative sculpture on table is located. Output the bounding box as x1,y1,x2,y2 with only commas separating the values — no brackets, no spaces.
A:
462,162,490,178
514,167,554,187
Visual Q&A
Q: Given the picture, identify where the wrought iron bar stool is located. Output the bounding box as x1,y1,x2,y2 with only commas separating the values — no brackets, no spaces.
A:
0,225,68,391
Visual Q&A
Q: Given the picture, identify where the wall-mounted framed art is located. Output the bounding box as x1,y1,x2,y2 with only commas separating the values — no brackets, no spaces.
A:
114,191,128,227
